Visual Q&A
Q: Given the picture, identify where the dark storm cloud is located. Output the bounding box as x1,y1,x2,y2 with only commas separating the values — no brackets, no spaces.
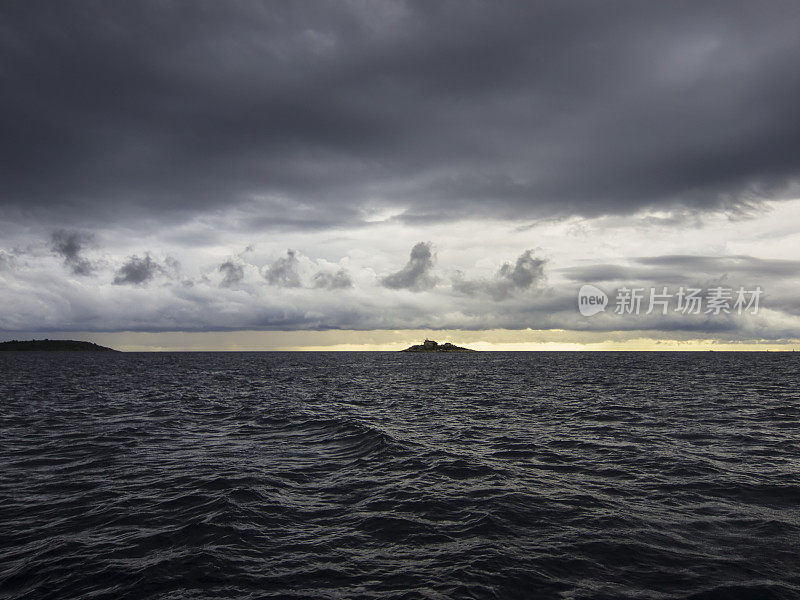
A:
3,1,800,230
113,254,161,285
453,250,546,300
218,260,244,288
382,242,437,291
50,230,94,275
313,270,353,290
265,250,301,288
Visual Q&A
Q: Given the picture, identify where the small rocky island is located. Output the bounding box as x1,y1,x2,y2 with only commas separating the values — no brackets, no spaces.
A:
401,339,476,352
0,339,120,352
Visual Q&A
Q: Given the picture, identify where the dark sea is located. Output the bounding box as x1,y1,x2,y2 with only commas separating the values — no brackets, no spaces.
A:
1,352,799,600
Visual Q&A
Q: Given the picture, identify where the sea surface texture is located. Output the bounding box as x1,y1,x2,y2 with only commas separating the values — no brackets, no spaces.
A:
1,352,798,600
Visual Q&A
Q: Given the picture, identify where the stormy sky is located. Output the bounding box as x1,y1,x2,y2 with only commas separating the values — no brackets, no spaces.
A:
1,1,799,349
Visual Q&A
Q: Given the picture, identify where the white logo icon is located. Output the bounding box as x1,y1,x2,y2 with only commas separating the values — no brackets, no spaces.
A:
578,285,608,316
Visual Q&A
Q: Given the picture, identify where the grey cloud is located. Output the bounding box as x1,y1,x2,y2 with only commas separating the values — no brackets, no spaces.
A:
560,264,634,283
0,246,797,339
313,270,353,290
2,276,785,338
382,242,437,291
50,229,94,275
454,250,546,300
113,254,162,285
218,260,244,288
560,264,696,286
3,2,800,232
561,255,800,286
634,255,800,277
0,252,15,271
500,251,546,289
162,256,181,280
265,250,301,287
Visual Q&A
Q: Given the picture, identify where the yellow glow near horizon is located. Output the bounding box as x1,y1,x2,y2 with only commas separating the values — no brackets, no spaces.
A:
9,329,797,352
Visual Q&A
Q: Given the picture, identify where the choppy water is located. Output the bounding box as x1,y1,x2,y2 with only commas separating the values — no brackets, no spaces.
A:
1,351,799,600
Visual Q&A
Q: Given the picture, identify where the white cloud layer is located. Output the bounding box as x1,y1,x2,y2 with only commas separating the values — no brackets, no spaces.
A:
1,200,799,342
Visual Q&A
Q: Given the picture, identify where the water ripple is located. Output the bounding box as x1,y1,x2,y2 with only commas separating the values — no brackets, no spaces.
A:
1,351,799,599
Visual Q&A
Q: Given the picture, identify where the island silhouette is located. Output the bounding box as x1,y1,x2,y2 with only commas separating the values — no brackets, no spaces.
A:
400,339,476,352
0,339,119,352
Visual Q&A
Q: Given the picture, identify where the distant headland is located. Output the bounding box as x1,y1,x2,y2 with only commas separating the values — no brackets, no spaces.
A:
400,339,476,352
0,339,120,352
